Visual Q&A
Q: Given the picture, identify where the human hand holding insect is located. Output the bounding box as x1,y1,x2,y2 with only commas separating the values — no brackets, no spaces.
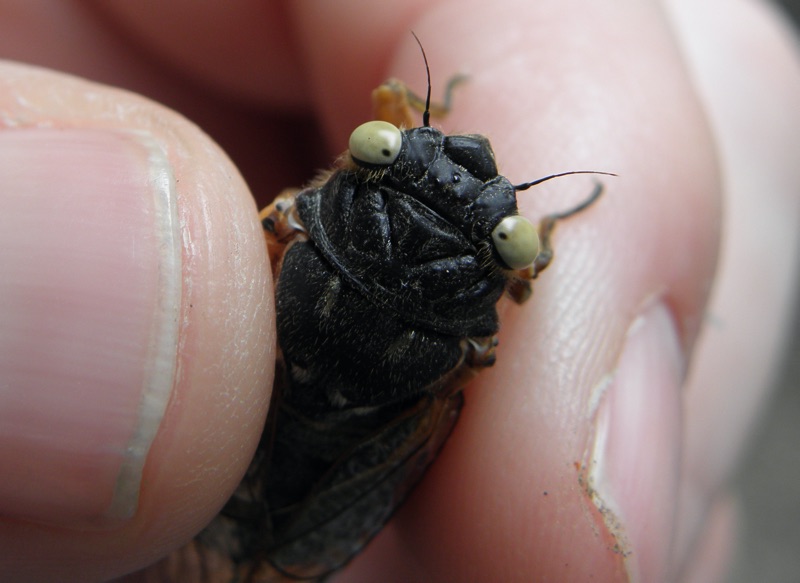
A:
0,2,798,582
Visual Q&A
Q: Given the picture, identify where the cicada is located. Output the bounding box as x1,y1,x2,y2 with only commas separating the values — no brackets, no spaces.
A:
179,41,609,583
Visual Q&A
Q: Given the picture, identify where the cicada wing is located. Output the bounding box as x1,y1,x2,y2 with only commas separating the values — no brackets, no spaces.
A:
259,391,464,581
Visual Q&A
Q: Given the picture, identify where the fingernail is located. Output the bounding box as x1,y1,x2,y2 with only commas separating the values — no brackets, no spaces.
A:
585,302,684,582
0,128,180,528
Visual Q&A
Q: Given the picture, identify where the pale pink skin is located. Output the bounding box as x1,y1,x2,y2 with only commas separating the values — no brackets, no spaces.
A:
0,1,798,582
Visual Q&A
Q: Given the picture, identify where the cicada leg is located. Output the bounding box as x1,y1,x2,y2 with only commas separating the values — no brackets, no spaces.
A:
504,180,604,305
372,74,467,128
531,181,604,279
259,189,306,279
465,336,499,369
505,269,534,305
431,336,499,398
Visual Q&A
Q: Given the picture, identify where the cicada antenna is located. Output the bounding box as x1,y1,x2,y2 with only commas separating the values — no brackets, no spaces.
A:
513,170,617,192
411,31,432,127
514,171,617,220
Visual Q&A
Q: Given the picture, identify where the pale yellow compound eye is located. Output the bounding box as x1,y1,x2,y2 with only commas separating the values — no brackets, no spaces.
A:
349,121,403,166
491,215,540,269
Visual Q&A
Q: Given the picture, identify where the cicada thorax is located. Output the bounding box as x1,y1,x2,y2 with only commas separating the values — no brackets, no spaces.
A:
276,134,517,398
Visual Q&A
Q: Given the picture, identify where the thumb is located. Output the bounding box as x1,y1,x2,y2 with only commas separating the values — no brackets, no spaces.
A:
0,61,273,582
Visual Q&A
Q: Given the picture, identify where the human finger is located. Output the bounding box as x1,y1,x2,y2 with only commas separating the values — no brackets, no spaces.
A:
0,62,273,582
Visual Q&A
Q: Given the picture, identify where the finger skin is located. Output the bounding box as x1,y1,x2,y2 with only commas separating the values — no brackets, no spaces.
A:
84,1,308,110
665,0,800,578
293,0,720,581
0,63,273,582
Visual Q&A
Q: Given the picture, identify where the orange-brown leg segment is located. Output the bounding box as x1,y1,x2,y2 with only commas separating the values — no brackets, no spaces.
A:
259,189,306,278
504,181,605,305
531,181,604,278
372,74,467,128
432,336,499,398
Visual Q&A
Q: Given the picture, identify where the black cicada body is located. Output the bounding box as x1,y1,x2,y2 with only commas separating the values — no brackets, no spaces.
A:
189,44,609,583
